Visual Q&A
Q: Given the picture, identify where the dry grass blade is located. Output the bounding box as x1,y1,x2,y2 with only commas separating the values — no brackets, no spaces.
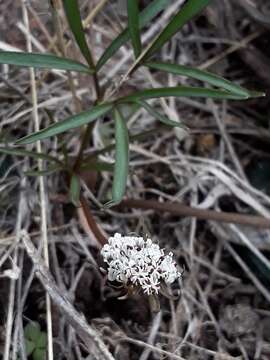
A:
1,0,269,358
21,2,53,359
83,0,110,28
3,184,24,360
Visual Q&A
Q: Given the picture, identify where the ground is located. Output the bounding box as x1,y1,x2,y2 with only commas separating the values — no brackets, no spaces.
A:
0,1,270,359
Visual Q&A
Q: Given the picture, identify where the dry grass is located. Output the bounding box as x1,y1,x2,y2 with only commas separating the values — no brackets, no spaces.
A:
0,0,270,359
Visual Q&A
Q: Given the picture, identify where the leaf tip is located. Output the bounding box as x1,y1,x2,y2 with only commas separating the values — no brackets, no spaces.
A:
249,90,266,98
14,137,29,145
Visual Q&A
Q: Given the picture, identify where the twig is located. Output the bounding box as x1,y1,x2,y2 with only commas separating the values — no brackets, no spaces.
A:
12,248,26,360
199,30,264,70
3,184,24,360
21,232,115,360
189,189,198,265
83,0,110,28
118,198,270,228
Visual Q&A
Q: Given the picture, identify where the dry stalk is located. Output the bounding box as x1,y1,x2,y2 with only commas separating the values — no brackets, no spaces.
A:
119,198,270,228
3,185,24,360
21,2,54,359
83,0,110,28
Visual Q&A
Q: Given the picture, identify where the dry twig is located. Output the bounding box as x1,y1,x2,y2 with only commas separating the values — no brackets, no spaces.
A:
119,198,270,228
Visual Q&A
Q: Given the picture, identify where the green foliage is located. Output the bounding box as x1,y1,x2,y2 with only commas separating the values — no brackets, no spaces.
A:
138,100,186,128
96,0,168,70
0,147,63,165
0,51,92,73
62,0,95,69
0,0,264,206
80,160,114,172
145,61,252,97
117,86,249,103
127,0,142,59
24,322,47,360
69,174,81,206
16,103,113,144
105,108,129,208
142,0,211,61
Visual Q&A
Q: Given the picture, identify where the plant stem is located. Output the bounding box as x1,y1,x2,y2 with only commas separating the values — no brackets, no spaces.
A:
72,67,102,172
93,73,101,100
73,122,94,171
80,195,107,245
73,53,102,170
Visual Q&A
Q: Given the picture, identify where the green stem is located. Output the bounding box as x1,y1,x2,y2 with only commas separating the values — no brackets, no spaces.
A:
93,72,101,100
73,67,102,171
73,122,94,171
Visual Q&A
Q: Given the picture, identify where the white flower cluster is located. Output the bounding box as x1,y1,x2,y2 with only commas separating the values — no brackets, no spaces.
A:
101,233,181,295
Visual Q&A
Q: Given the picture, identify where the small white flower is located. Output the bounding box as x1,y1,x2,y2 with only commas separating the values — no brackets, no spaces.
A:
101,233,181,295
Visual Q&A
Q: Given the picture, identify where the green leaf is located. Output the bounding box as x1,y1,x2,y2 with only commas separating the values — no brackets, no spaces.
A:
118,86,248,103
143,0,211,60
0,51,92,73
69,174,80,206
25,339,35,356
248,90,265,98
127,0,142,58
36,333,47,349
138,100,187,128
0,147,63,165
146,61,251,97
15,103,113,145
80,160,114,172
96,0,168,70
24,322,41,342
62,0,95,69
33,348,46,360
105,108,129,208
